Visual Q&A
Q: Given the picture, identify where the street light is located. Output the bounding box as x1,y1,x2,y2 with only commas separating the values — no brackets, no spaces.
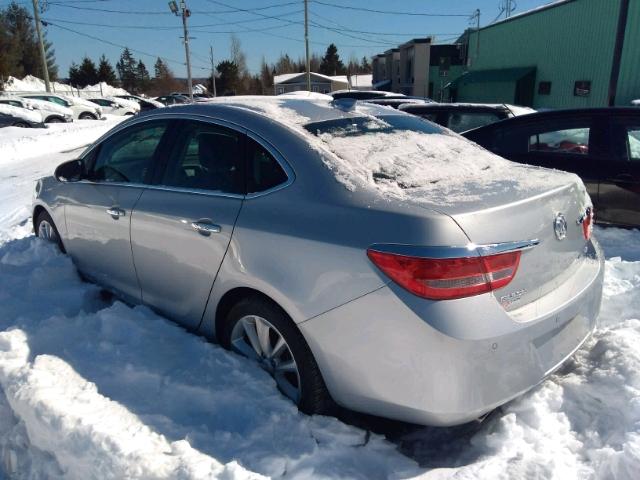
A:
169,0,193,101
168,1,178,14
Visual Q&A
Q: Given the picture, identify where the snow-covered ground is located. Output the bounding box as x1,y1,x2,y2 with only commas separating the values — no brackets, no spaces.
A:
0,122,639,479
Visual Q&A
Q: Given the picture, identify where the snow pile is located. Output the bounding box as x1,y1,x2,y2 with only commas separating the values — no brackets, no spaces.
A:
0,103,40,123
2,75,128,97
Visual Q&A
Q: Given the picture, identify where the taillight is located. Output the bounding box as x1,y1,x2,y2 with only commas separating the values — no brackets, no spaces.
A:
581,207,594,240
367,249,521,300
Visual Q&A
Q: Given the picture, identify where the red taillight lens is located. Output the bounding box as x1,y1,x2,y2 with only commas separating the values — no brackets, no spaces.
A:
367,249,521,300
582,207,594,240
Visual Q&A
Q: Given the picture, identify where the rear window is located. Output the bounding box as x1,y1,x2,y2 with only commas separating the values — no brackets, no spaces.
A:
304,115,443,137
447,112,501,133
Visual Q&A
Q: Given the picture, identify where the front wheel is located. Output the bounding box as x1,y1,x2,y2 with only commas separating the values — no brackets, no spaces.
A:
221,297,332,414
35,210,65,252
79,112,97,120
46,117,63,123
13,121,30,128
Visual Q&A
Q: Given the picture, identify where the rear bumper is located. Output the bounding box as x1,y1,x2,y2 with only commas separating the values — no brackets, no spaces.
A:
300,239,604,426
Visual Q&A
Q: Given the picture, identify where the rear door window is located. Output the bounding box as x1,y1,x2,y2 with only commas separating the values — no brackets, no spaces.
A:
626,127,640,161
529,127,590,154
160,120,244,194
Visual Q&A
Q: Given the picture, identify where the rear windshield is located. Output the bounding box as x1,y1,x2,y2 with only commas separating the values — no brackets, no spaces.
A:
304,115,443,137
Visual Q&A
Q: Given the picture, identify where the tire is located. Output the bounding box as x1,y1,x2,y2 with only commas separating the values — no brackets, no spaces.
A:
13,121,30,128
45,116,63,123
34,210,65,252
124,112,135,116
220,296,332,414
79,112,97,120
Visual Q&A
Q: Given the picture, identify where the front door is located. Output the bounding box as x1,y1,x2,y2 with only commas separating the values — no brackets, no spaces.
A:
63,119,172,302
130,119,245,328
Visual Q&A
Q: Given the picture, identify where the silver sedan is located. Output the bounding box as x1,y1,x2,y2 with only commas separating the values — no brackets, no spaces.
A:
33,97,604,426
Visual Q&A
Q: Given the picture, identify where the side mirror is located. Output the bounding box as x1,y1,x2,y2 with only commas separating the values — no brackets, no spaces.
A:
55,159,84,182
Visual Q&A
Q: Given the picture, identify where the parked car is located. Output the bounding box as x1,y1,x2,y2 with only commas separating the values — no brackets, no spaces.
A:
0,96,73,123
464,107,640,228
330,90,404,100
115,94,164,111
400,103,535,133
21,93,102,120
87,97,138,116
0,103,45,128
155,94,190,106
33,97,603,426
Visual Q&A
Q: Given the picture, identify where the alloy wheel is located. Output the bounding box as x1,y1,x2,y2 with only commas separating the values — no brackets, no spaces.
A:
230,314,301,403
37,219,57,242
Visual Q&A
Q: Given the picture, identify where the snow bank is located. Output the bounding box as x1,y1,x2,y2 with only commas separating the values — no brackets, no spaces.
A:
2,75,128,97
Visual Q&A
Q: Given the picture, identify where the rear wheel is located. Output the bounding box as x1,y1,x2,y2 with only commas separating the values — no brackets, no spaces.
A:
220,296,332,414
46,116,64,123
13,121,30,128
79,112,97,120
35,210,65,252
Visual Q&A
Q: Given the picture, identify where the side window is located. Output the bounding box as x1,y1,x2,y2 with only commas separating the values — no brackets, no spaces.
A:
627,127,640,161
161,121,244,194
447,112,500,133
49,97,66,106
246,137,288,194
529,127,590,155
419,113,439,123
88,120,169,183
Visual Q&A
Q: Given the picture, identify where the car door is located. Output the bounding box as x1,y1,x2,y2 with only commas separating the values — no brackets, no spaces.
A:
485,116,600,205
63,119,172,302
130,118,245,328
597,117,640,226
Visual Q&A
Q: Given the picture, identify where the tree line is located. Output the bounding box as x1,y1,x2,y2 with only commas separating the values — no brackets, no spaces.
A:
0,1,58,89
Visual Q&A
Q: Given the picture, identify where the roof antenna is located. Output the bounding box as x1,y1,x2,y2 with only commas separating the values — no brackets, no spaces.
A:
331,98,357,111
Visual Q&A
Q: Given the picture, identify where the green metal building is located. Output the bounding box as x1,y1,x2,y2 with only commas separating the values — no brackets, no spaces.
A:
452,0,639,108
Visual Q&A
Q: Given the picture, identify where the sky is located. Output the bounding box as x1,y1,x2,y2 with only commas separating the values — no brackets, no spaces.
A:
3,0,556,79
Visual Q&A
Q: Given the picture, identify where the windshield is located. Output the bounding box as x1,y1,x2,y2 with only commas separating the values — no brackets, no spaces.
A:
304,115,443,137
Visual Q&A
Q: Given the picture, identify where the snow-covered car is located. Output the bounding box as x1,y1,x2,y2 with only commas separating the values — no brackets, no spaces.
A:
87,97,139,116
115,94,164,111
0,96,72,123
400,102,535,133
0,103,45,128
330,90,405,100
33,97,603,426
155,94,190,106
21,93,102,120
632,99,640,106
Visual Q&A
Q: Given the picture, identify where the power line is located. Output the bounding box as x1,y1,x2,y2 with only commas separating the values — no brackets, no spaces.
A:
42,19,210,72
310,1,472,17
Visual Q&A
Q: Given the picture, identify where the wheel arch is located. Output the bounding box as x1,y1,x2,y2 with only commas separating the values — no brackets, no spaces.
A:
214,286,294,342
44,114,64,123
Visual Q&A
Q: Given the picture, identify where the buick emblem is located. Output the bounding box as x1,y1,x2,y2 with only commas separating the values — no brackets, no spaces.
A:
554,213,567,240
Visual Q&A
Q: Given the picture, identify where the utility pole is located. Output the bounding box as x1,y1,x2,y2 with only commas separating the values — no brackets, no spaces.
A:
169,1,193,101
210,45,217,97
304,0,311,91
31,0,50,92
473,9,481,60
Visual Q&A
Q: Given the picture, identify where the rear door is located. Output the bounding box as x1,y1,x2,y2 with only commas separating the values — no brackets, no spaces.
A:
480,115,601,207
130,118,245,328
597,116,640,226
63,119,172,302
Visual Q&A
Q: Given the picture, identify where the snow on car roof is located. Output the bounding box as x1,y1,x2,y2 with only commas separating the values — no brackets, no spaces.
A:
204,96,581,207
0,103,41,123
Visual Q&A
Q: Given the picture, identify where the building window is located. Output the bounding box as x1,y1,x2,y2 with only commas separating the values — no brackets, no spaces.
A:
538,81,552,95
574,81,591,97
312,85,319,92
276,87,285,95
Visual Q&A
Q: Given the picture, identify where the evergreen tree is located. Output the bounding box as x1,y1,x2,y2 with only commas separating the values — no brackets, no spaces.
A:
259,57,273,94
151,57,181,95
97,54,117,85
216,60,239,95
319,44,345,76
68,62,80,87
154,57,170,79
116,47,137,92
77,56,98,87
136,59,150,93
360,56,372,73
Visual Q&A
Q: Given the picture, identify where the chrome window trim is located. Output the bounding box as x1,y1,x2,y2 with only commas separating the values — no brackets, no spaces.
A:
77,112,295,200
368,239,540,259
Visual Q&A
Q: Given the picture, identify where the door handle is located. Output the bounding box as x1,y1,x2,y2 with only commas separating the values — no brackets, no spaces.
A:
106,207,126,219
191,221,221,236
